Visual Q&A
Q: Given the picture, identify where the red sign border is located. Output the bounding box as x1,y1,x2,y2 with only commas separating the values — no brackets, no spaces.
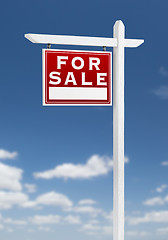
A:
42,49,112,106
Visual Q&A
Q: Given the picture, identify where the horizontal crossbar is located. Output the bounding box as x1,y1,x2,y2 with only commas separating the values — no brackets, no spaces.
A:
25,34,144,48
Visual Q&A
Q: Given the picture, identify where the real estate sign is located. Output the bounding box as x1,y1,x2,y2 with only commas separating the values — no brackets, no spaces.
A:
43,49,112,106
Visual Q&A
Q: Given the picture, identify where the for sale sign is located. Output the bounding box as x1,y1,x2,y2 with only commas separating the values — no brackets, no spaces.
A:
43,49,112,105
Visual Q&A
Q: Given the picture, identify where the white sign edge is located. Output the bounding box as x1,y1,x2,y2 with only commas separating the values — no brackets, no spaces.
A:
25,33,144,48
42,48,112,106
26,33,117,47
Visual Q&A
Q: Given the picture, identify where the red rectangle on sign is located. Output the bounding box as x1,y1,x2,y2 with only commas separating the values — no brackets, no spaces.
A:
43,49,112,106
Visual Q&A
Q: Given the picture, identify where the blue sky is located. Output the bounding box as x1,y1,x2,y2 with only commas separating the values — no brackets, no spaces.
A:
0,0,168,239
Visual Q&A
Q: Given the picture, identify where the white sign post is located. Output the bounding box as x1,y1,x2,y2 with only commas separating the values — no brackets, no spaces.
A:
113,21,125,240
25,20,144,240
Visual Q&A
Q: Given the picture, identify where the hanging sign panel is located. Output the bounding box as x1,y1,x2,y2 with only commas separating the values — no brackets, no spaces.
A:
43,49,112,106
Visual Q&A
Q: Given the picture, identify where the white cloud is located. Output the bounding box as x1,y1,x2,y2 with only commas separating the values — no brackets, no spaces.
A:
64,215,81,224
78,199,97,205
82,223,101,231
28,229,35,232
0,191,28,210
161,161,168,166
139,231,149,237
80,222,102,236
80,223,112,236
36,192,73,208
21,201,37,208
124,156,130,164
143,195,168,206
22,191,73,210
34,155,129,180
88,219,99,225
159,66,168,77
103,211,113,222
66,205,102,217
0,224,4,230
125,231,137,236
24,184,36,193
102,226,113,235
157,227,168,235
34,155,112,180
38,226,52,232
83,231,98,236
3,218,27,225
152,85,168,99
6,228,13,232
125,231,149,237
0,149,18,160
127,211,168,225
156,184,167,193
164,195,168,201
30,215,61,225
0,162,23,191
143,197,165,206
30,214,81,226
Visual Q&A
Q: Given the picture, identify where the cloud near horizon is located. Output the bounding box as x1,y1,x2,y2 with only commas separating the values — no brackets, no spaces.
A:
22,191,73,209
78,199,97,205
126,210,168,225
29,214,81,225
0,191,28,210
143,195,168,206
33,155,129,180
